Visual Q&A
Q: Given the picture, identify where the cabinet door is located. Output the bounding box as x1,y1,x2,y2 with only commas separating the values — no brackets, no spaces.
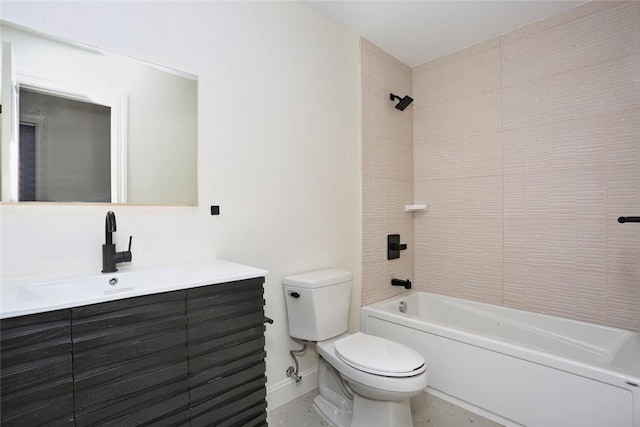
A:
0,309,74,426
72,291,189,427
187,277,267,427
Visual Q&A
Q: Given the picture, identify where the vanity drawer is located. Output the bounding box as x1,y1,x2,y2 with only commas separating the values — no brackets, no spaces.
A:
187,277,267,427
72,290,189,427
0,309,74,426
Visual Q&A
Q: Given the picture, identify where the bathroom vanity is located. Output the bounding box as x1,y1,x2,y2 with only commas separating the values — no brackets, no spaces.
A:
0,259,268,427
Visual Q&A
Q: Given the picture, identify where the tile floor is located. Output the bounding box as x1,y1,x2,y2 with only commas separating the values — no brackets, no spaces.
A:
267,390,504,427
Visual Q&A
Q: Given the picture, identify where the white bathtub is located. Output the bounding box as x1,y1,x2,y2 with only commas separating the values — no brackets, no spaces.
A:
361,291,640,427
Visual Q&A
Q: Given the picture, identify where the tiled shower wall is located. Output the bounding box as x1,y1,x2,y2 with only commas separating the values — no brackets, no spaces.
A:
363,1,640,331
413,35,505,308
361,39,414,305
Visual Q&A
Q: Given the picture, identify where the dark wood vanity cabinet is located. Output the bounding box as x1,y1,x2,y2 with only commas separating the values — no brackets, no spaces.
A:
0,277,267,427
187,277,267,427
0,309,74,426
72,290,190,426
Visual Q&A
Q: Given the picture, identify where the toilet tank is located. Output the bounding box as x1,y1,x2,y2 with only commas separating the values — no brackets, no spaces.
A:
283,269,352,341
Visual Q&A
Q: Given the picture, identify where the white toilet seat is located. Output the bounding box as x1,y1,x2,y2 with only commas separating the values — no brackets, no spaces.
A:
334,332,425,377
316,334,428,395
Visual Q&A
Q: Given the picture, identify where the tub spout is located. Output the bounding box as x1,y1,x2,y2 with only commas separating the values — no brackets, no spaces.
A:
391,278,412,289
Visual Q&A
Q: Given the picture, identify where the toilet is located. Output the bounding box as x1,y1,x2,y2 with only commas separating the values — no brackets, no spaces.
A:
283,269,428,427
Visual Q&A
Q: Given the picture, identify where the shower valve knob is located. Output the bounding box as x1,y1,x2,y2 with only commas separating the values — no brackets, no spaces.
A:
387,234,407,260
390,243,407,251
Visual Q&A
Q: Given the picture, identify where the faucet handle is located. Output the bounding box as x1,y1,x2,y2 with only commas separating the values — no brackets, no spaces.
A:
122,236,133,263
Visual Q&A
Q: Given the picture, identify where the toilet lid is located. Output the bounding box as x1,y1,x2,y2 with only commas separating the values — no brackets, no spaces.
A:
334,333,426,377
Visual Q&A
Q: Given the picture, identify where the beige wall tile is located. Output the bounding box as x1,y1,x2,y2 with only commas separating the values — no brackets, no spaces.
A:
362,2,640,331
361,38,414,306
575,9,606,69
605,2,640,62
423,100,466,142
463,46,502,87
575,63,606,117
463,132,502,177
606,55,640,112
464,90,502,137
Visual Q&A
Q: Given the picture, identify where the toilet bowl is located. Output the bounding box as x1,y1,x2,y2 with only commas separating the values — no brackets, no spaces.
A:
283,269,429,427
314,333,428,427
318,333,427,398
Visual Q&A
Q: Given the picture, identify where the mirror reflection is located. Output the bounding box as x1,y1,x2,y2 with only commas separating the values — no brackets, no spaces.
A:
1,21,198,205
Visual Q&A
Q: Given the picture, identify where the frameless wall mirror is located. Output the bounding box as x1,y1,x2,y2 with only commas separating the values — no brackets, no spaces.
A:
0,21,198,205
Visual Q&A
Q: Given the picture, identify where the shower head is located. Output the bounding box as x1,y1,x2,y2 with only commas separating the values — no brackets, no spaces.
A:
390,93,414,111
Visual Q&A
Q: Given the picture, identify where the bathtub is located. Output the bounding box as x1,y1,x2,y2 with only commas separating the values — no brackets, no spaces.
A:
361,291,640,427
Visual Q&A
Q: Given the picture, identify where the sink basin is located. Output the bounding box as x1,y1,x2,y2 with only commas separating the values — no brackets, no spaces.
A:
10,270,170,310
18,267,183,303
21,276,134,301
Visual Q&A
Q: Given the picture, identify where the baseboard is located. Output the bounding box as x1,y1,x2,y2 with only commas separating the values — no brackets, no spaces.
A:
266,366,318,412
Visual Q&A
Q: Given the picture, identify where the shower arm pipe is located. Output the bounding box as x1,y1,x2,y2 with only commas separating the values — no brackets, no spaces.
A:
618,216,640,223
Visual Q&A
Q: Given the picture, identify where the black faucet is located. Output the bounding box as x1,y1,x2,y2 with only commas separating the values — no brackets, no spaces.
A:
391,278,412,289
102,211,133,273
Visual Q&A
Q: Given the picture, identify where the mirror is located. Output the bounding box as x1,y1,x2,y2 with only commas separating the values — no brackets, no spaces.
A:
1,21,198,205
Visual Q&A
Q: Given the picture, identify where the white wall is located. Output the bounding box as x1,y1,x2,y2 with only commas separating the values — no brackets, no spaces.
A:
0,0,362,407
126,66,198,204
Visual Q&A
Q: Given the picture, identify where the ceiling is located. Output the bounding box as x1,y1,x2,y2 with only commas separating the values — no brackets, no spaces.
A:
308,1,585,67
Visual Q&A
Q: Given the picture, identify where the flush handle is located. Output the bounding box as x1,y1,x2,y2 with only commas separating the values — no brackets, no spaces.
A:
288,291,300,298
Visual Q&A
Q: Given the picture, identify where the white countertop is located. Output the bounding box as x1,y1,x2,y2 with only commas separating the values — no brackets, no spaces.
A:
0,258,268,319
